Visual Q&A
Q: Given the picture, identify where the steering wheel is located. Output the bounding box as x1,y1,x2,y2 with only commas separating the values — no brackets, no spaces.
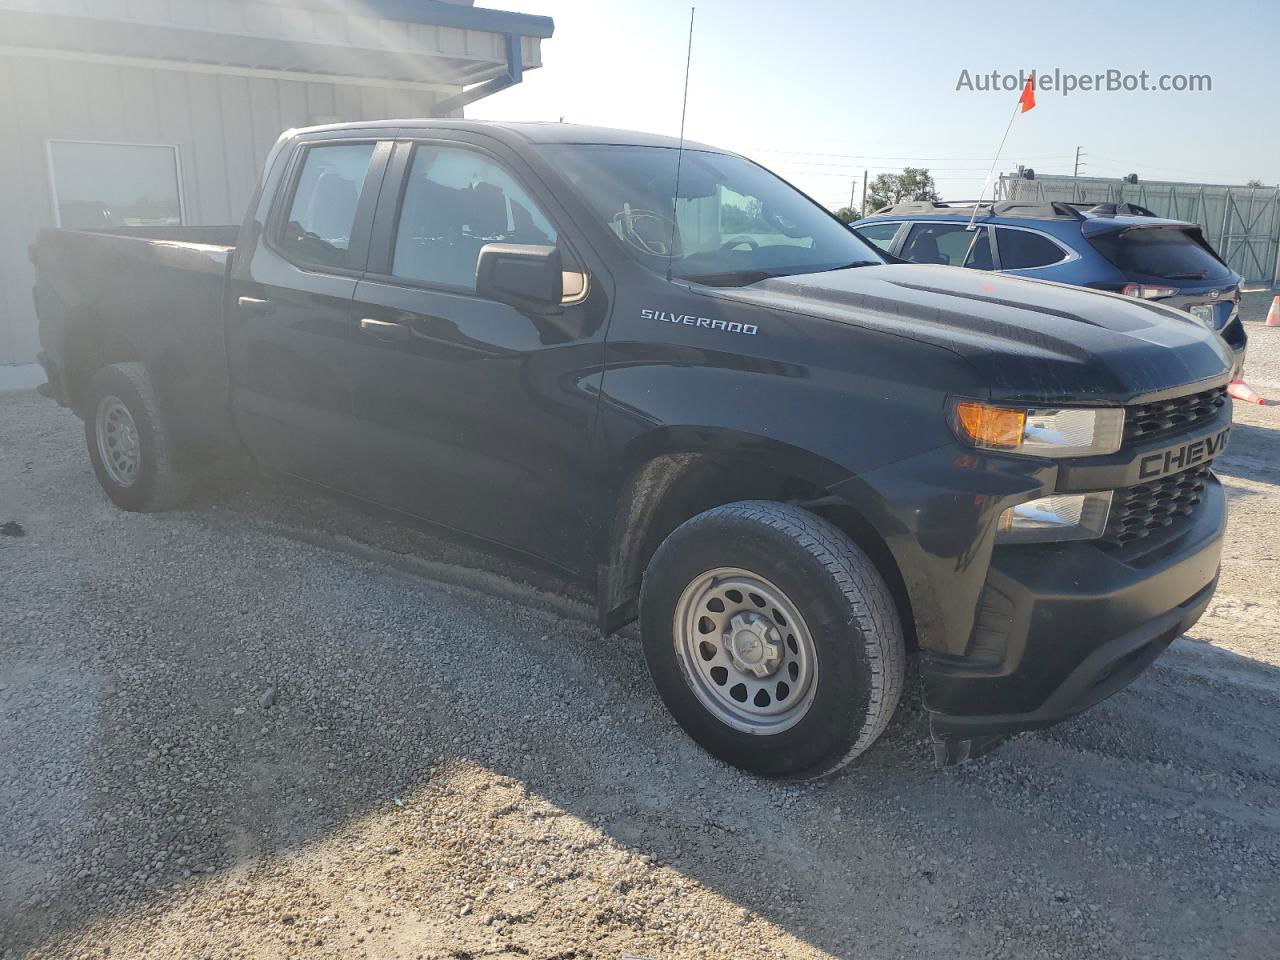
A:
612,208,678,257
721,237,758,251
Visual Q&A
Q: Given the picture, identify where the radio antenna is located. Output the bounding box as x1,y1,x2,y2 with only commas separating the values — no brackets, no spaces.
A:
666,6,695,283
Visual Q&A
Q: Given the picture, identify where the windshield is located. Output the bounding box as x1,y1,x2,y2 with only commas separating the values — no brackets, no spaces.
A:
1089,226,1232,282
543,144,884,285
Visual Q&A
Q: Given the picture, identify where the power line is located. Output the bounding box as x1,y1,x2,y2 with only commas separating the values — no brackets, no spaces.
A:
741,146,1075,162
769,159,1000,172
1085,154,1241,182
772,166,1004,178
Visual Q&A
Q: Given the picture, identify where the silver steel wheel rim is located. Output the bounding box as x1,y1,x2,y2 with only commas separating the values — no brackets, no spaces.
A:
673,566,818,734
95,394,141,487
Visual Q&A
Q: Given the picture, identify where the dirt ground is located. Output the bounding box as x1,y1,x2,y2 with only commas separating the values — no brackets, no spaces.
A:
2,326,1279,960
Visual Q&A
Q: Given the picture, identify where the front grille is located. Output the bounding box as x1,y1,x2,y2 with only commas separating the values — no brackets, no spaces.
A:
1101,462,1212,548
1123,387,1227,447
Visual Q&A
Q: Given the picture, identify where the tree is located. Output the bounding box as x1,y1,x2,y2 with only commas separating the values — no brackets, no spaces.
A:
866,167,940,213
833,206,862,224
1246,178,1264,188
721,196,767,233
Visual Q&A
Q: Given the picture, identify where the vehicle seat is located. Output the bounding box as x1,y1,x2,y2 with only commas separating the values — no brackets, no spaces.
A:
306,173,359,248
904,230,944,265
394,178,476,286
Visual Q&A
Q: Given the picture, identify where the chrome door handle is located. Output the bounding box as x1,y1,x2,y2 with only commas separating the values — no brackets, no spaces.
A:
237,295,273,316
359,317,411,342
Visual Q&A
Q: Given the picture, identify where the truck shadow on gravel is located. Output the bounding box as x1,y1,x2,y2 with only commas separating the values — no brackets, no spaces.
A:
1219,421,1280,488
3,438,1279,960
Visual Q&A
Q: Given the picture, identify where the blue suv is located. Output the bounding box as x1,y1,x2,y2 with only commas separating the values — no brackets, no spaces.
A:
852,200,1247,363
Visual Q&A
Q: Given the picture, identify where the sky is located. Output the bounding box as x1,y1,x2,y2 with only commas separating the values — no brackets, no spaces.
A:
469,0,1280,210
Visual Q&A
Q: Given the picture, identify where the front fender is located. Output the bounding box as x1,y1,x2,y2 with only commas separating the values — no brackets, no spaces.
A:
832,448,1053,657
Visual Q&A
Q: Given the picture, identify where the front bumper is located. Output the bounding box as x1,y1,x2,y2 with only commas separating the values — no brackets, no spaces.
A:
922,475,1224,759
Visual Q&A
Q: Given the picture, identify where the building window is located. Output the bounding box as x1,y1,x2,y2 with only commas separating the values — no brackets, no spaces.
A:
48,141,183,230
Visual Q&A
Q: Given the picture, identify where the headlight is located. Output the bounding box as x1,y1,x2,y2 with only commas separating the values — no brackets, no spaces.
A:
996,491,1113,544
951,400,1125,457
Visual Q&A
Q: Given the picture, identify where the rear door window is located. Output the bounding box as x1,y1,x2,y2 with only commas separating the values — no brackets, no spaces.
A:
279,143,377,269
901,222,993,269
995,228,1067,269
1088,227,1231,281
853,221,902,252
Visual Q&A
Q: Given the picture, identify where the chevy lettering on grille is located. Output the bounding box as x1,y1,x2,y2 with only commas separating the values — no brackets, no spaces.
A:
1137,428,1230,480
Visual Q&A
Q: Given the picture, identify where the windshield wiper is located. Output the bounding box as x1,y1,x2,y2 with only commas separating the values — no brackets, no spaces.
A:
683,261,879,287
682,268,791,286
822,260,880,271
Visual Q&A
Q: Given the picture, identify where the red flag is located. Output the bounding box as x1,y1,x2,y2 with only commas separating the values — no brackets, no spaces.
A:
1019,73,1037,113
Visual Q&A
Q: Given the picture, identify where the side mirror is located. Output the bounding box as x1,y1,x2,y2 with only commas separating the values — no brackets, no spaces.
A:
476,243,563,313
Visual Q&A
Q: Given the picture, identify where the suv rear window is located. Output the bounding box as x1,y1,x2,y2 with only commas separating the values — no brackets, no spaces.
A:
1088,227,1231,281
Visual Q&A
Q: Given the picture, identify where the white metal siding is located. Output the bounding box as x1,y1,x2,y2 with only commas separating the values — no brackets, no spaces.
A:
0,53,452,365
0,1,542,70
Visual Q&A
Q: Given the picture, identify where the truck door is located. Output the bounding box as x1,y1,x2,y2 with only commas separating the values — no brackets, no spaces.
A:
226,136,391,488
345,136,609,576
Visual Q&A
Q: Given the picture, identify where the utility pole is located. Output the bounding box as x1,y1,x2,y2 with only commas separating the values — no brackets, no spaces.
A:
849,178,858,213
861,169,869,215
1072,146,1085,202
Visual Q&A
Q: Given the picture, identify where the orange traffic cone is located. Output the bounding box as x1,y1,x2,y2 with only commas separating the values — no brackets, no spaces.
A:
1267,296,1280,327
1228,378,1266,404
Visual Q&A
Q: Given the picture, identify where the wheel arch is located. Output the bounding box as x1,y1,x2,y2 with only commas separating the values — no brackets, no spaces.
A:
64,317,144,415
594,427,917,651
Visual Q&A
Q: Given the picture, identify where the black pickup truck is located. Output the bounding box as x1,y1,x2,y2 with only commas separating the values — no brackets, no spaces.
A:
33,121,1234,776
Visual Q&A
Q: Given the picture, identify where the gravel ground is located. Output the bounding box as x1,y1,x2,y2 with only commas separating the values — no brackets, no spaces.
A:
1237,290,1274,325
3,327,1280,960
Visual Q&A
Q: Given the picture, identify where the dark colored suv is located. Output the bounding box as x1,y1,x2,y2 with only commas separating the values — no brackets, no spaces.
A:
853,200,1246,368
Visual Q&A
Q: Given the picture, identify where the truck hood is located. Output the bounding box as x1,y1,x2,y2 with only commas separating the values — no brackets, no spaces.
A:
710,263,1233,402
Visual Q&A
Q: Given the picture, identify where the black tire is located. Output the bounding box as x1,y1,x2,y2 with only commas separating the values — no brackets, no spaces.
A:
83,362,192,512
640,501,905,779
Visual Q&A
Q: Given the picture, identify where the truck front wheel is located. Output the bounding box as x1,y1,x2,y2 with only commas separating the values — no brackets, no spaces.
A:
84,362,192,512
640,501,905,778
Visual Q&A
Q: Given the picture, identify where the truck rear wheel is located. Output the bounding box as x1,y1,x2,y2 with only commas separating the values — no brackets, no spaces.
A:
640,501,905,778
84,362,192,512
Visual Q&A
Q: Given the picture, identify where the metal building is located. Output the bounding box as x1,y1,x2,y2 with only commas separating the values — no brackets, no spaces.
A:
999,173,1280,287
0,0,553,381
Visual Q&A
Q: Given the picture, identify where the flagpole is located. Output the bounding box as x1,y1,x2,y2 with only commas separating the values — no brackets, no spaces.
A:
967,73,1032,231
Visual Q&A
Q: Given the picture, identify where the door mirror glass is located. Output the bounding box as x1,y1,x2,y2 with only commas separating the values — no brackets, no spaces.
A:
476,243,563,312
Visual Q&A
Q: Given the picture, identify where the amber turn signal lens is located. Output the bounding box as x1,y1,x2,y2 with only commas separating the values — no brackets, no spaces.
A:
954,402,1026,449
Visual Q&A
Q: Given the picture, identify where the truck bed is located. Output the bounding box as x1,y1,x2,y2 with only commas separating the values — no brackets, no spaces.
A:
32,225,241,465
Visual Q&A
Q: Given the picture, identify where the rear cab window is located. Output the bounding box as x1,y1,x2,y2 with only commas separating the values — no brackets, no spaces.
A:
1088,227,1231,281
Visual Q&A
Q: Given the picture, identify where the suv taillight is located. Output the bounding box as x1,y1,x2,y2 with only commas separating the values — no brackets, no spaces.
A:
1120,283,1179,300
